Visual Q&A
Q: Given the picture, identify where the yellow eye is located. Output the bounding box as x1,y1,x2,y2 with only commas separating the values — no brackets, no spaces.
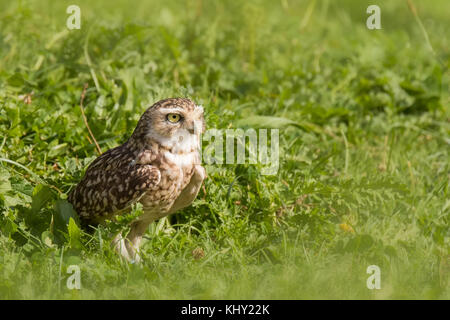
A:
166,113,181,123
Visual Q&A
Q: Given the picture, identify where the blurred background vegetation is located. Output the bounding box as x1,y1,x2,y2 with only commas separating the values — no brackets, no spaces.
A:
0,0,448,299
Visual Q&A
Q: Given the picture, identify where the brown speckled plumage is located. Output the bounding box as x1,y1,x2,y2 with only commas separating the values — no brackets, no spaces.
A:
68,98,206,261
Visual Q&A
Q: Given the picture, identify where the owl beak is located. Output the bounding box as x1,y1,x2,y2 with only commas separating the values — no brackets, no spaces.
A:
185,119,201,134
185,120,195,134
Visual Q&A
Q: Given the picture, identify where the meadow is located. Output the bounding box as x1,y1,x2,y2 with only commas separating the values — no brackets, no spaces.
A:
0,0,448,299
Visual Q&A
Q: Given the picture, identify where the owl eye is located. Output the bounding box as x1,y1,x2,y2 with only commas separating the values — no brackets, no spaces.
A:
166,113,182,123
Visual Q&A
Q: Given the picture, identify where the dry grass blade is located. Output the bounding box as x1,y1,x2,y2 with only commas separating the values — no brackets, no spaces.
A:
406,0,435,55
79,83,102,155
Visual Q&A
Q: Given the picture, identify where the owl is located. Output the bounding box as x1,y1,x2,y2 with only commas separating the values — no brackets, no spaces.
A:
68,98,206,262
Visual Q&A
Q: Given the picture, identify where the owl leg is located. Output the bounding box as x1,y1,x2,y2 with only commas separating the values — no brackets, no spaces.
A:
112,232,132,261
124,219,153,263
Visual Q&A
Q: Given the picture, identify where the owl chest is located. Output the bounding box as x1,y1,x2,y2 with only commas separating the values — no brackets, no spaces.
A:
139,151,197,213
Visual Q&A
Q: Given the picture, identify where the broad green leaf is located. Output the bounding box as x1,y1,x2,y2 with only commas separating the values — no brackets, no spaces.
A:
68,217,82,249
31,184,53,213
54,199,79,226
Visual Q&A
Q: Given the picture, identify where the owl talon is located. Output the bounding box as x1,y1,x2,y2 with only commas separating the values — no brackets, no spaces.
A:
112,233,141,263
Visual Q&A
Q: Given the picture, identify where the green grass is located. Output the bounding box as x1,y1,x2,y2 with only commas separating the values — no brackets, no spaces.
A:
0,0,449,299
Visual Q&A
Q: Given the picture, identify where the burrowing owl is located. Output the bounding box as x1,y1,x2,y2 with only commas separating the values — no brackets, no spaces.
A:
68,98,206,262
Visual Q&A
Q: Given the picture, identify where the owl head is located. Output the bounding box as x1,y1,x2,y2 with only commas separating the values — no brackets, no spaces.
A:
130,98,205,151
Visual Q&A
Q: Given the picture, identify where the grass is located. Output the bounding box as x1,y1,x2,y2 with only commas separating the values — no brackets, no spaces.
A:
0,0,449,299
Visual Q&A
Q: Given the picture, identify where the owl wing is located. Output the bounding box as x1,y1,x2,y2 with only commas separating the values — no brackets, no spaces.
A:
68,145,161,223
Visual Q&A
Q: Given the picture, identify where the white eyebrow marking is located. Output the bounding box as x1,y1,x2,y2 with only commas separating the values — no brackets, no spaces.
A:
195,105,204,113
158,107,185,113
195,105,204,118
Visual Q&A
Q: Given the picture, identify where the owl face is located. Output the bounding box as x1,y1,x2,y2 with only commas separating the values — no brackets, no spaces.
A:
134,98,205,151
